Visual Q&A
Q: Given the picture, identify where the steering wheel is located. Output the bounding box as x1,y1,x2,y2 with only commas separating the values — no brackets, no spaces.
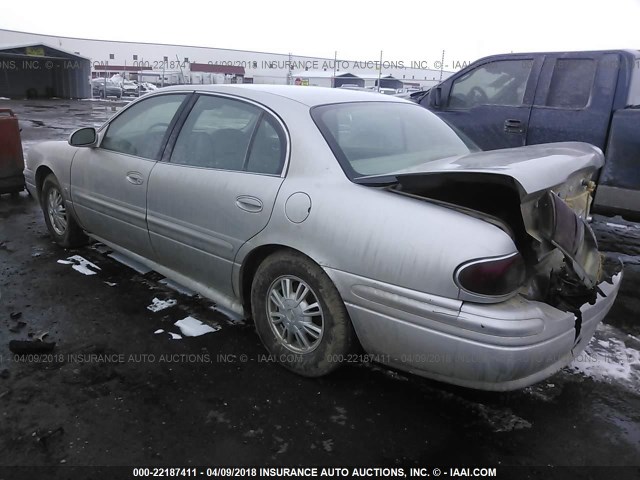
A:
467,86,489,105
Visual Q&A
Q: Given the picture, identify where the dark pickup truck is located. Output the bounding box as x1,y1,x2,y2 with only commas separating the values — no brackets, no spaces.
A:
416,50,640,217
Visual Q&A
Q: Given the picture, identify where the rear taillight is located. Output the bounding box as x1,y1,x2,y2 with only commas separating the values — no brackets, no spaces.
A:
455,253,526,297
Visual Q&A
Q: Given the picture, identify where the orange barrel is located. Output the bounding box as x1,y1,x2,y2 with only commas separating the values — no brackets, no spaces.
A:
0,108,25,194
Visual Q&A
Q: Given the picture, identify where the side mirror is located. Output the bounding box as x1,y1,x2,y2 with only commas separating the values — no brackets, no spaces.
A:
431,87,442,108
69,127,97,147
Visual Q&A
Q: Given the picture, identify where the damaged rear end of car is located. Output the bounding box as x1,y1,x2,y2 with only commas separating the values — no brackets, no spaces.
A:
385,142,623,388
312,101,622,390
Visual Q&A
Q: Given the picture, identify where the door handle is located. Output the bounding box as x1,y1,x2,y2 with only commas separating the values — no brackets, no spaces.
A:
235,195,263,213
126,172,144,185
504,119,524,134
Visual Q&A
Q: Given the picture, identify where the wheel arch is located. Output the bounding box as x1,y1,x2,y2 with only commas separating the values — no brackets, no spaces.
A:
238,243,362,352
239,244,298,315
35,165,54,199
239,244,335,318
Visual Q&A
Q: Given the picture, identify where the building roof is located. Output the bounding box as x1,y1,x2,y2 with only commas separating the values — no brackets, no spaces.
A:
0,42,90,61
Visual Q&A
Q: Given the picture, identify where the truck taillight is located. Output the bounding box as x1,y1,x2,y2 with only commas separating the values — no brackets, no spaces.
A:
455,253,525,297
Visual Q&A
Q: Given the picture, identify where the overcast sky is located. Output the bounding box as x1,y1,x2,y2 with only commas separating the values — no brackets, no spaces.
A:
1,0,639,66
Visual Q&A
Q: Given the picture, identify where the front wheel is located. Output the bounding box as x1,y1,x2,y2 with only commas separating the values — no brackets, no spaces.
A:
41,174,88,248
251,250,355,377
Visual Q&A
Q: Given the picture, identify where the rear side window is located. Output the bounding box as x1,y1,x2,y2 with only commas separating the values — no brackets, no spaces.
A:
101,94,186,159
245,116,286,174
546,59,596,108
170,95,286,174
448,60,533,109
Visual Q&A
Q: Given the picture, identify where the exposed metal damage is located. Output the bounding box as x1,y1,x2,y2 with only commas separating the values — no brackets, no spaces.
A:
388,168,623,332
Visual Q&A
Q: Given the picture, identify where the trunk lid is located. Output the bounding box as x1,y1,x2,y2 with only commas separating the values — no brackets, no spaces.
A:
382,142,606,292
391,142,604,200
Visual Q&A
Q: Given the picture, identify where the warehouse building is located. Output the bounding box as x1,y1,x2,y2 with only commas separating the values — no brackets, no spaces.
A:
0,43,91,99
0,28,451,98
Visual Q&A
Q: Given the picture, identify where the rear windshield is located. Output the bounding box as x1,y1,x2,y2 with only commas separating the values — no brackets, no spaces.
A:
311,102,473,178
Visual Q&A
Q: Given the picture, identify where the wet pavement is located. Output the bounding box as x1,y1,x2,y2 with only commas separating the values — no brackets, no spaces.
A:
0,99,639,478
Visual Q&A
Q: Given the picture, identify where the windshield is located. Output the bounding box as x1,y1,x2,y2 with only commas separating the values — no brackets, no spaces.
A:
311,102,474,178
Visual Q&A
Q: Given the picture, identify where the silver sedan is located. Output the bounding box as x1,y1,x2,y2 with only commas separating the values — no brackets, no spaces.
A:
24,85,622,391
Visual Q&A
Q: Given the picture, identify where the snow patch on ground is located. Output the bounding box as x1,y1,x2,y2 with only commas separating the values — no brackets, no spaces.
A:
174,316,220,337
147,297,177,312
569,323,640,389
154,329,164,334
168,332,182,340
57,255,101,275
605,222,634,230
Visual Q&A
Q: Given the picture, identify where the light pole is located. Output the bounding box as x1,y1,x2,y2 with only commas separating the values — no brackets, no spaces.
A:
377,50,383,92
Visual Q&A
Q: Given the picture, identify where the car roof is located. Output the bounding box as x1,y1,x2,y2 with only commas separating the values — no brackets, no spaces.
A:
158,84,407,107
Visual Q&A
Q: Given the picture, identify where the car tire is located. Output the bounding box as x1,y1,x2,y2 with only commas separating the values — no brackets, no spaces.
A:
41,174,88,248
251,250,355,377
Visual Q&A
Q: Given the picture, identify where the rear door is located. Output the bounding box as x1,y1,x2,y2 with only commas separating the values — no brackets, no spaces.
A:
526,52,620,149
422,56,540,150
146,93,288,297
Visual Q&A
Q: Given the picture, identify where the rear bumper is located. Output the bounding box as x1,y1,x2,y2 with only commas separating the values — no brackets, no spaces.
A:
326,266,622,391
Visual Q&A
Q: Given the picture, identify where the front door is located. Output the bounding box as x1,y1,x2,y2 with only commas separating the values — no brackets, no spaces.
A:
422,57,539,150
70,93,189,259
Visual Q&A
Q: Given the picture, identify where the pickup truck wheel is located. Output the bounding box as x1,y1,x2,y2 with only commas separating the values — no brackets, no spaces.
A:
41,174,88,248
251,250,355,377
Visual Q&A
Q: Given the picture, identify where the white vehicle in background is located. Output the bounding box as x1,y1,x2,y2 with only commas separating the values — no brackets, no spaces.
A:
121,81,139,97
142,82,158,92
138,82,159,96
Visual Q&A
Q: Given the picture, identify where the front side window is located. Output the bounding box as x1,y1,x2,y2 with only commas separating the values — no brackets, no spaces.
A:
101,94,187,160
312,102,474,178
448,60,533,109
171,95,285,174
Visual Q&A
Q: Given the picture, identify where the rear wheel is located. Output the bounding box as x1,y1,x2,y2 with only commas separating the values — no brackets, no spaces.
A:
251,250,355,377
41,174,88,248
